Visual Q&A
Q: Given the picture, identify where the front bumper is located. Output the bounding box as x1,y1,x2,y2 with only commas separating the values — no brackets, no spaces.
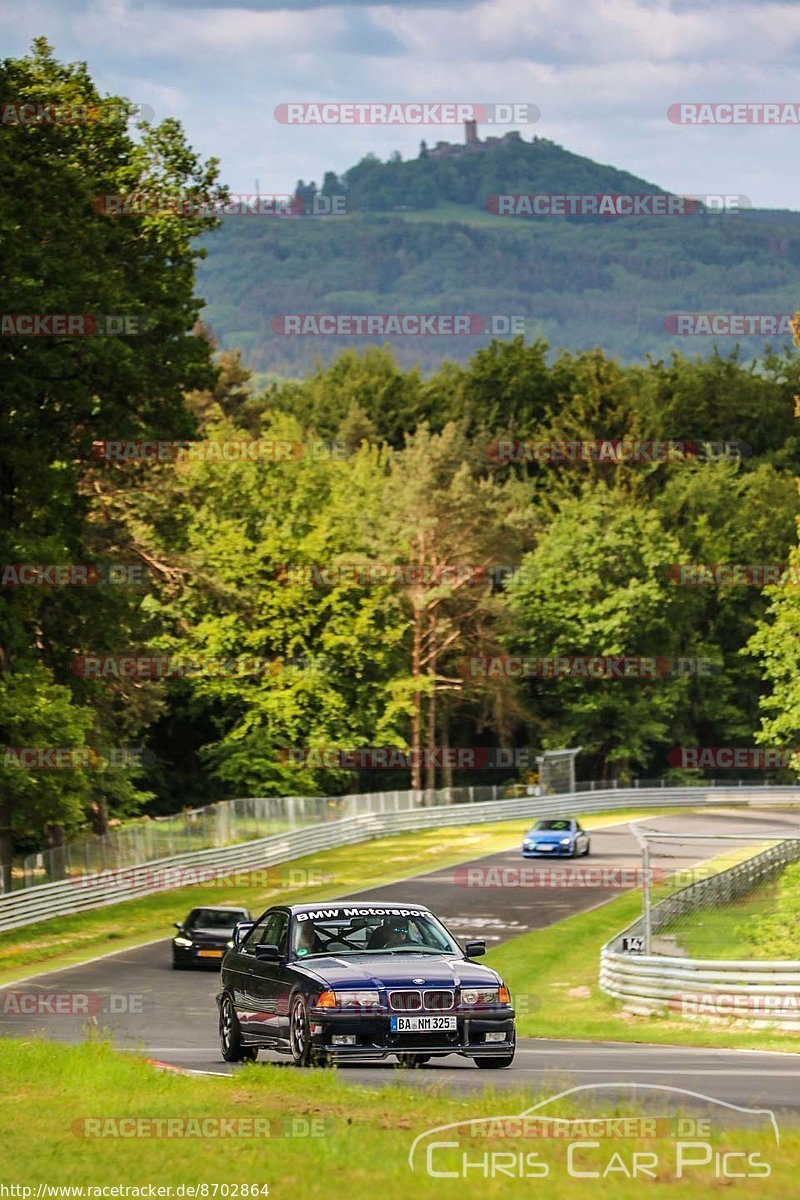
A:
173,943,227,966
521,844,574,857
305,1009,516,1060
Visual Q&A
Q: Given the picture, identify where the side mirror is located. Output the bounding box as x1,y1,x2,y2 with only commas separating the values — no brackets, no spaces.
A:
464,940,486,958
233,921,254,946
255,943,281,962
174,922,183,930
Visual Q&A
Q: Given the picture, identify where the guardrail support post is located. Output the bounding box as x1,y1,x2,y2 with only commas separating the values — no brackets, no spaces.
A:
642,841,652,954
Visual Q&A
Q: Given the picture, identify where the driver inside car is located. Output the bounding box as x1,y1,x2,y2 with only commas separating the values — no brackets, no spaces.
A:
367,917,414,949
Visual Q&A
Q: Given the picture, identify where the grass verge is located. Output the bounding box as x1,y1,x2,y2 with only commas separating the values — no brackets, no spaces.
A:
0,808,673,984
0,1037,796,1195
669,882,779,959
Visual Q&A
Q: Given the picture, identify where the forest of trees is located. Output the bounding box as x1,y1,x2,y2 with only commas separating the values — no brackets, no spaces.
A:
308,133,666,214
4,43,800,882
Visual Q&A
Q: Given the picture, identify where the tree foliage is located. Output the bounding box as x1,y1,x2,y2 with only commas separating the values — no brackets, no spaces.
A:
5,43,800,879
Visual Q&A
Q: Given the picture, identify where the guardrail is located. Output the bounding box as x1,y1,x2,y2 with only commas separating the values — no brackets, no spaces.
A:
600,837,800,1024
3,784,800,933
16,785,505,890
17,775,800,892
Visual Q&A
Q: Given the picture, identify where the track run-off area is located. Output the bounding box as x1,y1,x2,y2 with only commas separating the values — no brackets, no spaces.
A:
3,808,800,1118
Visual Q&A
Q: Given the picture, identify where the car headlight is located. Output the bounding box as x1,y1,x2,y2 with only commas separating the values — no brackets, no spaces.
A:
461,986,501,1006
317,989,382,1010
174,936,193,948
560,837,571,845
333,990,382,1009
226,939,235,950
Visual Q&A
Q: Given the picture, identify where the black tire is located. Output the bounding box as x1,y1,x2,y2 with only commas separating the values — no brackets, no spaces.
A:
172,955,188,970
289,994,329,1067
475,1053,515,1069
219,993,257,1063
396,1054,431,1068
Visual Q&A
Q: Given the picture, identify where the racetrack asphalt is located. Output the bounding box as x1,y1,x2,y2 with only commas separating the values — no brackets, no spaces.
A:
3,808,800,1117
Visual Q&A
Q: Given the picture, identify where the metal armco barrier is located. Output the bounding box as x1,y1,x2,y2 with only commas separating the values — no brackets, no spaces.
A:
2,785,800,933
600,835,800,1024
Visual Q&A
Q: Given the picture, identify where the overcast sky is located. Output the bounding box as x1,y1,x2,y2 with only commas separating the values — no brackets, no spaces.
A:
3,0,799,209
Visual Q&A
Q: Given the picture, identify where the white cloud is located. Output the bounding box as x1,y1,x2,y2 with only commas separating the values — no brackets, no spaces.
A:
2,0,799,206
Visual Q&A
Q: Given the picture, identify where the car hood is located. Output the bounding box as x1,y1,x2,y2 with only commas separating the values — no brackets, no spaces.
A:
526,830,572,842
293,954,502,990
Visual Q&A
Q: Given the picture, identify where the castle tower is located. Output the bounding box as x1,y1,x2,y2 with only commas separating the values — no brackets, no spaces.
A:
464,119,479,149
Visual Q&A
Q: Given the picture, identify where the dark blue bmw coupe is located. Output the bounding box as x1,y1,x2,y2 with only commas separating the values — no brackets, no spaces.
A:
216,901,516,1069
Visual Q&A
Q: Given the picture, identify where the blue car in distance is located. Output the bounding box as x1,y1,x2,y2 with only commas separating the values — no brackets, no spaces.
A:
522,818,590,858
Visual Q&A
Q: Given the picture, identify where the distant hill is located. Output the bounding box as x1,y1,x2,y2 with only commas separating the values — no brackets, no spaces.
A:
316,129,673,213
197,130,800,375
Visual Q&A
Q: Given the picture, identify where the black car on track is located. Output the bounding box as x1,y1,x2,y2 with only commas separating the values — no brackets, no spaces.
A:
172,906,253,969
216,901,516,1068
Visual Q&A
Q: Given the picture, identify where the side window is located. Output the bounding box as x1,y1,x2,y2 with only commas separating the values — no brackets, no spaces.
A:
258,911,289,951
241,914,269,951
273,914,289,954
257,915,278,945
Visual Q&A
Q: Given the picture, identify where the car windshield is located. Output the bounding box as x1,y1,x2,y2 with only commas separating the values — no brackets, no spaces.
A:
532,820,572,832
290,907,461,958
185,909,245,929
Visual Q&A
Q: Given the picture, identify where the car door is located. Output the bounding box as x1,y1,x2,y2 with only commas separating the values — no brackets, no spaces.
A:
574,822,587,852
225,913,269,1032
266,912,293,1045
241,909,290,1044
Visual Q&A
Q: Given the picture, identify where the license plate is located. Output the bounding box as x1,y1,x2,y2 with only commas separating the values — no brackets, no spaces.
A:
197,949,223,958
390,1015,457,1032
537,844,554,851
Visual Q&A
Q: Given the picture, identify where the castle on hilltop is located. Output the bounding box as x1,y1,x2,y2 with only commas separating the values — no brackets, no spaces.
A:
425,120,532,159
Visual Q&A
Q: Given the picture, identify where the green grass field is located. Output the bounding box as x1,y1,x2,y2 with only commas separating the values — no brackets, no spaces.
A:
666,882,779,960
1,1038,796,1195
666,859,800,962
642,849,800,961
